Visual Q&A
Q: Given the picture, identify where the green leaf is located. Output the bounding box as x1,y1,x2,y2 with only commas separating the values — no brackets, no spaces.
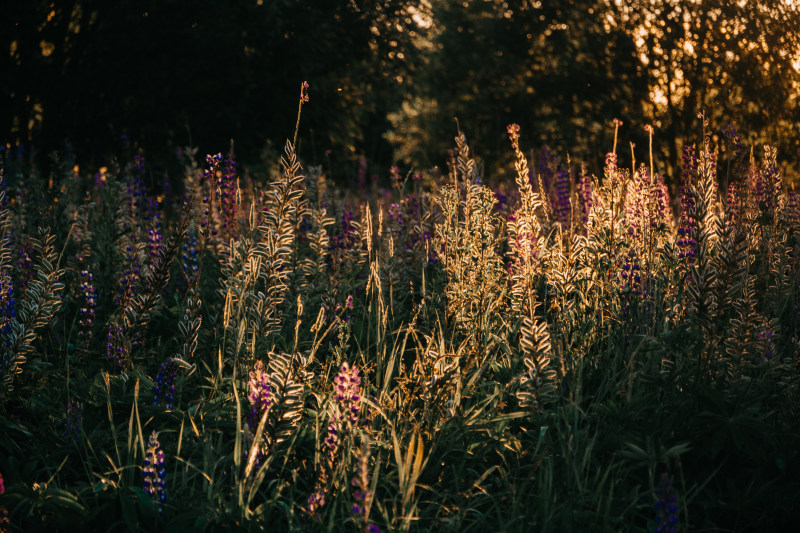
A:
119,489,139,532
133,486,158,518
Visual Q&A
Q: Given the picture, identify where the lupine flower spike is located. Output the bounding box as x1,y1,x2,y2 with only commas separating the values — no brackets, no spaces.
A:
309,362,363,517
652,473,679,533
62,398,83,442
245,360,273,466
153,359,179,409
352,440,381,533
143,432,167,511
77,270,96,350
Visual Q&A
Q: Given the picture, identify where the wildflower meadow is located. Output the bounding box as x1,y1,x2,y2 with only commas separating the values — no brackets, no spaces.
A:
0,82,799,532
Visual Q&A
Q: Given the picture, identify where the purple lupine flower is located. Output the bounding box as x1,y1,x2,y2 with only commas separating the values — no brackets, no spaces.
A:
335,295,355,323
538,145,555,193
309,363,364,518
78,270,96,349
577,165,593,225
116,244,142,308
334,362,361,424
247,361,272,430
620,252,644,319
0,277,16,366
405,194,420,220
620,254,642,293
105,324,126,367
722,123,744,154
786,191,798,226
219,148,238,242
0,471,4,493
758,330,774,361
246,360,272,465
553,168,571,229
324,363,362,460
495,186,508,212
605,152,618,172
93,168,105,187
652,473,679,533
323,421,340,460
153,359,179,409
0,169,14,383
307,485,326,516
625,165,649,240
181,228,200,289
143,432,167,508
62,398,83,442
650,173,672,230
351,443,379,533
329,208,357,255
388,203,404,227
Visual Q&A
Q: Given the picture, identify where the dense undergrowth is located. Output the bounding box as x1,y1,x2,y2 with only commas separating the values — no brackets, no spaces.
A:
0,95,798,532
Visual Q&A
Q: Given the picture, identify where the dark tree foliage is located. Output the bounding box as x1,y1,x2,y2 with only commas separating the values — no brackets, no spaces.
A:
388,0,800,183
387,0,649,178
625,0,800,182
0,0,427,177
1,0,798,186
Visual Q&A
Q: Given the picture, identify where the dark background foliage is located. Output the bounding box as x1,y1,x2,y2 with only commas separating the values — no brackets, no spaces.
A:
2,0,799,184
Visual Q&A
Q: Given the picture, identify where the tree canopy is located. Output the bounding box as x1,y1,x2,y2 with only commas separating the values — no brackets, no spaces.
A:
2,0,799,184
